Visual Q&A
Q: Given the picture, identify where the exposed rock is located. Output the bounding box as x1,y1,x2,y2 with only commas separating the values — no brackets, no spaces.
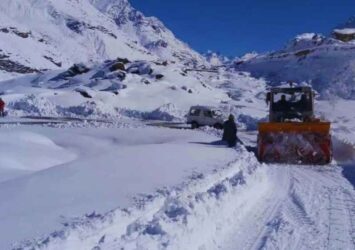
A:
66,18,117,39
13,30,31,38
127,61,153,75
294,49,313,58
0,27,31,38
154,61,168,66
69,63,90,75
75,88,92,98
116,57,130,64
43,56,62,67
50,63,90,81
145,40,168,50
0,28,9,33
109,62,125,72
180,86,193,93
66,18,83,34
0,57,39,74
141,78,151,85
155,74,164,80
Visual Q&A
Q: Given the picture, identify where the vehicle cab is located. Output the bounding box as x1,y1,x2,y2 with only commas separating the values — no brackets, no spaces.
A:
266,86,315,122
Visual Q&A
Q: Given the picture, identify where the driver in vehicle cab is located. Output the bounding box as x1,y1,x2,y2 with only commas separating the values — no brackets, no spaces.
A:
274,94,289,111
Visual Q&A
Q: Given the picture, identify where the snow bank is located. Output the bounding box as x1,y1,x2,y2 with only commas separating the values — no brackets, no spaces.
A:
0,129,76,183
0,126,237,249
15,147,268,250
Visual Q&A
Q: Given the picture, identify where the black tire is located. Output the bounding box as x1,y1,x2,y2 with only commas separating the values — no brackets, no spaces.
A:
191,121,199,129
213,123,223,130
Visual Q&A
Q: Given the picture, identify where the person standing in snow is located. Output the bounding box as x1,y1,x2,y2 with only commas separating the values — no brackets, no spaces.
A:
0,98,5,117
223,114,237,147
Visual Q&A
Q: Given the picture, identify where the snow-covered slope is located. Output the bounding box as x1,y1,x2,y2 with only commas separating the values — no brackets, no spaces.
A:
234,17,355,99
0,57,267,127
0,0,205,81
90,0,205,66
203,50,231,66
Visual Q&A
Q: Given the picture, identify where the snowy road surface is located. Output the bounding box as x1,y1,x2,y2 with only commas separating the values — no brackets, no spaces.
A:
224,166,355,250
1,125,355,249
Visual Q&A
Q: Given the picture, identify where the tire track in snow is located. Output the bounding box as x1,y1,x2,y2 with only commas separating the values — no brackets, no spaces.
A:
232,166,291,250
244,167,320,250
228,165,355,250
327,187,355,250
342,189,355,247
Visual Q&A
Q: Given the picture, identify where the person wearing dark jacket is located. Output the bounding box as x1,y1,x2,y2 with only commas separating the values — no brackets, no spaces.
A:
0,98,5,117
223,114,237,147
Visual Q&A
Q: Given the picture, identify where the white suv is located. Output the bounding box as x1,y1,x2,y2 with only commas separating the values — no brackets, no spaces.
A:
187,106,224,129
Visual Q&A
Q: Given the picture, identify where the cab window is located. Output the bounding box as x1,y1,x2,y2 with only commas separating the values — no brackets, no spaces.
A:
190,108,200,116
203,110,213,118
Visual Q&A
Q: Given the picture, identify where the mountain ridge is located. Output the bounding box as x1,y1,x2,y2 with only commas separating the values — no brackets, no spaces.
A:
0,0,205,80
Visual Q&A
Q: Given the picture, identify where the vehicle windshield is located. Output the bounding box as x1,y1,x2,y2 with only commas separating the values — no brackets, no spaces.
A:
272,92,312,112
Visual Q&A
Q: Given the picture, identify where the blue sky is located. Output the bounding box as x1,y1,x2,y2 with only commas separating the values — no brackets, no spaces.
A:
130,0,354,56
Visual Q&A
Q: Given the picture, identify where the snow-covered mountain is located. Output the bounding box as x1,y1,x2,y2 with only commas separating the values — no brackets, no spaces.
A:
203,50,231,66
2,5,355,250
335,15,355,30
0,0,205,80
234,17,355,99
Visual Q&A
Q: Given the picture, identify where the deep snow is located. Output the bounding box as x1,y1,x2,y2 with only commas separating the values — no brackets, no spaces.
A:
0,1,354,249
6,126,355,250
0,126,237,249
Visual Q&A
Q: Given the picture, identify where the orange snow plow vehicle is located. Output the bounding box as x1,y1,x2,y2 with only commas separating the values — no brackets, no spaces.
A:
257,86,332,165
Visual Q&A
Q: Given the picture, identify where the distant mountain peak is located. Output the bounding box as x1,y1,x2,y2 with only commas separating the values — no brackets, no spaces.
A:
337,15,355,29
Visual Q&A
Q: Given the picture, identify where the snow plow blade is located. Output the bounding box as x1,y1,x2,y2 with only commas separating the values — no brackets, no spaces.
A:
257,122,332,165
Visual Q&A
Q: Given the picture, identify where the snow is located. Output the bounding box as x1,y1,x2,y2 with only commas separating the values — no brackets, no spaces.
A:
9,136,355,250
0,56,269,127
334,28,355,35
236,42,355,99
295,32,318,40
318,99,355,148
0,0,206,81
235,30,355,99
0,130,76,182
0,126,237,249
0,1,354,250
